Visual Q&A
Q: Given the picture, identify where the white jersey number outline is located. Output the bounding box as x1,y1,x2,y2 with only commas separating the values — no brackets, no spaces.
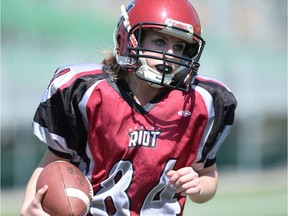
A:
91,159,181,216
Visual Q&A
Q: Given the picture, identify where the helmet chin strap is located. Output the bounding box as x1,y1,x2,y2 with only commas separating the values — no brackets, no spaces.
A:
137,58,174,86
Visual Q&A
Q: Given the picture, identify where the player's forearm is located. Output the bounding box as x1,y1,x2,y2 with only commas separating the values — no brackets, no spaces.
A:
189,165,218,203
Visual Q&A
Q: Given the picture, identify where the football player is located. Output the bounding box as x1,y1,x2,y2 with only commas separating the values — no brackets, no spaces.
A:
21,0,237,215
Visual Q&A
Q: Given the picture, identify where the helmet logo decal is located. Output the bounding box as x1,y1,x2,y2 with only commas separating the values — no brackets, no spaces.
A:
125,2,135,13
120,5,139,50
165,18,194,35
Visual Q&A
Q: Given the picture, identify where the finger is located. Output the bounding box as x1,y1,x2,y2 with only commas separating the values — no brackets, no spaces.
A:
167,170,180,185
167,167,195,185
174,171,198,188
180,184,202,196
28,185,49,216
175,178,199,193
176,167,195,176
35,185,48,202
167,170,176,177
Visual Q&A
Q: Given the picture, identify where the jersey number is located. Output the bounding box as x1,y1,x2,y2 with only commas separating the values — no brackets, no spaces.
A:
90,159,181,215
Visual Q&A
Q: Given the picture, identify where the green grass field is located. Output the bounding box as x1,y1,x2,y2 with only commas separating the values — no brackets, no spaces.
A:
183,168,287,216
184,186,286,216
2,169,287,216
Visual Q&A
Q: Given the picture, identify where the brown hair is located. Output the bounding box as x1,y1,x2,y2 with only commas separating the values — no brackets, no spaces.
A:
101,52,128,80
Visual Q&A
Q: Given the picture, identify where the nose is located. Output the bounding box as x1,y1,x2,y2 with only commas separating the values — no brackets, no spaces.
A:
165,45,175,61
166,44,174,55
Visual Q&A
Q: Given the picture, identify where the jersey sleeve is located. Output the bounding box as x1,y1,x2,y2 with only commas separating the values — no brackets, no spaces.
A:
192,76,237,170
32,63,104,162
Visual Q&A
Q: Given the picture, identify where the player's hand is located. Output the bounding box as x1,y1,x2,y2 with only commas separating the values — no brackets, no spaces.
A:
167,167,202,197
21,185,50,216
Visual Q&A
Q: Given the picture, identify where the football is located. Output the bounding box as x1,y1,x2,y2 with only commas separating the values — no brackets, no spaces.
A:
36,161,93,216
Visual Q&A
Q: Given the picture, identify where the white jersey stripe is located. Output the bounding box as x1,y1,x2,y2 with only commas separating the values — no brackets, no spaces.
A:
206,125,232,159
78,80,105,179
32,121,80,161
41,63,102,102
192,85,215,162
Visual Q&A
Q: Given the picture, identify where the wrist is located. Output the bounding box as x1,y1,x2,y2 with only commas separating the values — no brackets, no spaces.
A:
190,187,216,204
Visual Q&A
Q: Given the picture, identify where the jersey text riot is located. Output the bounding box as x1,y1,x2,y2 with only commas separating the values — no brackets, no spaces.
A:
128,129,161,148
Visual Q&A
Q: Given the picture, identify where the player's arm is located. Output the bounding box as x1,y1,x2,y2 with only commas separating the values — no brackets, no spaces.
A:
168,78,236,203
21,149,70,216
167,164,218,203
190,164,218,203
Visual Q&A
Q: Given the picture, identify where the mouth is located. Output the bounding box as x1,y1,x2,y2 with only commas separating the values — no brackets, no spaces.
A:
155,64,173,74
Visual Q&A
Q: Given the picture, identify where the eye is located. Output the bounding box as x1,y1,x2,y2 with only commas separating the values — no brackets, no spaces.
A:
184,42,199,58
174,43,185,52
154,38,166,47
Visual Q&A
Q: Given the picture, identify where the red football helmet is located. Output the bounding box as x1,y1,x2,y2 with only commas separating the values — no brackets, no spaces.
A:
113,0,205,91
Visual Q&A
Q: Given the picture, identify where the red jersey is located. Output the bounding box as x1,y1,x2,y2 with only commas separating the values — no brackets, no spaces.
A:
33,63,237,215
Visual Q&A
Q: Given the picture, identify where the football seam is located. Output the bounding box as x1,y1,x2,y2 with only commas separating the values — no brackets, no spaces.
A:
57,161,73,216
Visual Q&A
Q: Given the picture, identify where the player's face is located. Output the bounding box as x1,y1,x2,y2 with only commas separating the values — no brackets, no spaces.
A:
141,30,186,74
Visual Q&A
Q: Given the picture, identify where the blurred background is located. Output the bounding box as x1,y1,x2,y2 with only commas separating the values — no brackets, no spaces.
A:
1,0,287,215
